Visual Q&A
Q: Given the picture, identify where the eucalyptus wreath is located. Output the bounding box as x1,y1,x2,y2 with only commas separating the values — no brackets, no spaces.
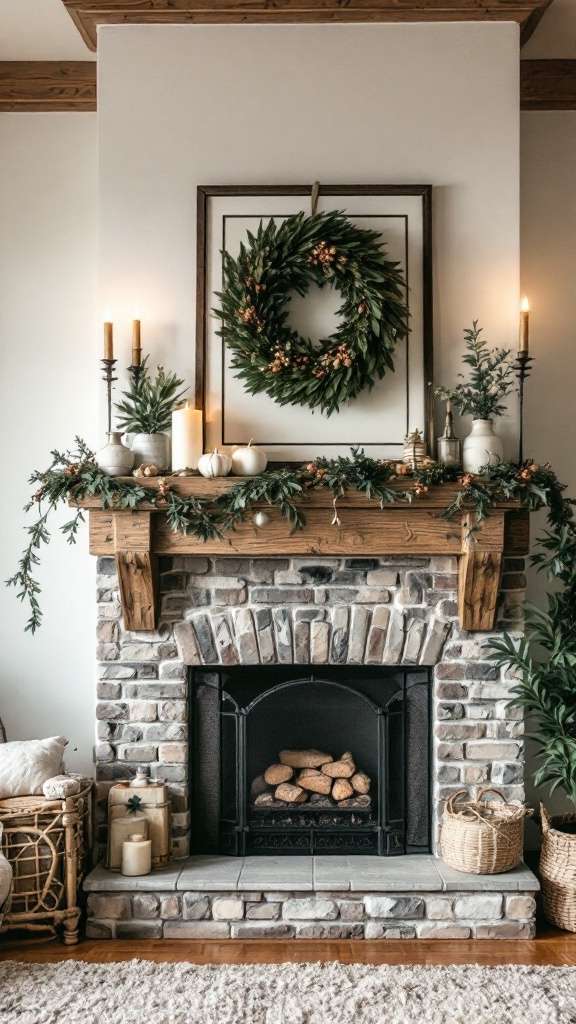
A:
214,211,409,416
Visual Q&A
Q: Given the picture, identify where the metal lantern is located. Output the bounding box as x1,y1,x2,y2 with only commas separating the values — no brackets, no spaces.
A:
437,401,462,467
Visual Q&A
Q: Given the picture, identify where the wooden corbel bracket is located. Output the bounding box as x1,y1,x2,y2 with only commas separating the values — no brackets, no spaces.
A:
112,511,158,631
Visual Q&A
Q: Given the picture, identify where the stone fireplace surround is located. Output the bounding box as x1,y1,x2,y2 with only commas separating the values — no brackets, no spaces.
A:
86,551,538,939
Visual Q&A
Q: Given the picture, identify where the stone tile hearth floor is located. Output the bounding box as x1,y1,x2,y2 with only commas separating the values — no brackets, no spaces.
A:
84,856,539,894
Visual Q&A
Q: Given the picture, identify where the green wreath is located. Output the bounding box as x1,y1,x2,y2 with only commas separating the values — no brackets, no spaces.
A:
215,210,409,416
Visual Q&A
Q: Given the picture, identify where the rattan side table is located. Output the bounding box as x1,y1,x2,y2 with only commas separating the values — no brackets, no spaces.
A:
0,778,93,944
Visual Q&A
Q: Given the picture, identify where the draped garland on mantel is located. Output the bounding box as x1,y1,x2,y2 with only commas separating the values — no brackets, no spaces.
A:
6,440,572,634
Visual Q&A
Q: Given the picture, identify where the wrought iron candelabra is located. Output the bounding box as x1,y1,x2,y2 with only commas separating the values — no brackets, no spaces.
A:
101,358,118,434
516,351,534,467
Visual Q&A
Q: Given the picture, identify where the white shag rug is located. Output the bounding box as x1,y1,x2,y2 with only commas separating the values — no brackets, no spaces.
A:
2,959,576,1024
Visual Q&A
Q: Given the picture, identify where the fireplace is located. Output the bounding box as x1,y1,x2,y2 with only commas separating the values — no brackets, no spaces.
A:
94,551,526,863
190,666,431,857
88,553,538,942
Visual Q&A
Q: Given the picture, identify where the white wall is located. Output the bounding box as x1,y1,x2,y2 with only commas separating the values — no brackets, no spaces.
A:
98,23,521,453
0,0,95,60
521,110,576,837
522,0,576,57
0,115,98,773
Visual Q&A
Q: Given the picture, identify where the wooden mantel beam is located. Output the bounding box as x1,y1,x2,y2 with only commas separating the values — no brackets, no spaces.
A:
0,62,96,112
73,480,529,632
62,0,553,52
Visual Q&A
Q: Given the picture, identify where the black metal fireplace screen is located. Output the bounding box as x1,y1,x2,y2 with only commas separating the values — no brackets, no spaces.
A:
190,666,431,856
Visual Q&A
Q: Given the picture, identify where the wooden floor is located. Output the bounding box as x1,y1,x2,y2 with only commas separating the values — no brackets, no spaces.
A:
2,926,576,967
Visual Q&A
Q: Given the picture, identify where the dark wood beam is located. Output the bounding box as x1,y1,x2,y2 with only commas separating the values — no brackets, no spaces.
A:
61,0,553,53
0,62,96,112
521,59,576,110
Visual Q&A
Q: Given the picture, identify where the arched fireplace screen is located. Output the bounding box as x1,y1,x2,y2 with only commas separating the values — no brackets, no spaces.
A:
190,666,431,856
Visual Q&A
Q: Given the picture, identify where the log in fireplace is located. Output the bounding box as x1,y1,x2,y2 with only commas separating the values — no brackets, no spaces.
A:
190,666,431,856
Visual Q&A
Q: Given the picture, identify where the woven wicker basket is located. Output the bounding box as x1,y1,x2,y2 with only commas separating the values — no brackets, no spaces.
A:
441,787,531,875
540,803,576,932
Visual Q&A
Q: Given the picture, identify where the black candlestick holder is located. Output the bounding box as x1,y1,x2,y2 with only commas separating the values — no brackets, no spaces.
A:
515,352,534,467
101,358,118,434
128,363,144,386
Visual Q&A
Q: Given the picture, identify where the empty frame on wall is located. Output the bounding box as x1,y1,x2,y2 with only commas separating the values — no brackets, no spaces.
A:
196,185,432,462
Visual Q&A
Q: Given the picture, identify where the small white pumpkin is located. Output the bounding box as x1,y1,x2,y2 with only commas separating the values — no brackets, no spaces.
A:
198,448,232,478
231,438,268,477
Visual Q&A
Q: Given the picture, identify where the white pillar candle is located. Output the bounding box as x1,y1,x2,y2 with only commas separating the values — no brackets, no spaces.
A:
171,402,203,471
121,834,152,876
109,814,149,871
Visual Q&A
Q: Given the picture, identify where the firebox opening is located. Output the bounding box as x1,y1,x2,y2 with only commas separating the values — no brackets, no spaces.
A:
190,666,431,857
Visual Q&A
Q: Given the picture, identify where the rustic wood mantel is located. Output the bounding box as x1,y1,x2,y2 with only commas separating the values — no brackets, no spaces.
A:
74,478,528,634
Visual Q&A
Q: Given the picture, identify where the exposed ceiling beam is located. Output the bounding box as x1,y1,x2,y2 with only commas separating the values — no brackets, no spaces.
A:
2,56,573,114
521,59,576,110
0,61,96,112
61,0,553,53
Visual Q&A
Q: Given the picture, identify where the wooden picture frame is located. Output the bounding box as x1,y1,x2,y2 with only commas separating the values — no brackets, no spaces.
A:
196,184,433,462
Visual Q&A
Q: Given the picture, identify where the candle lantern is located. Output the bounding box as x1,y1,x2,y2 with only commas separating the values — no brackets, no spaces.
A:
437,401,462,467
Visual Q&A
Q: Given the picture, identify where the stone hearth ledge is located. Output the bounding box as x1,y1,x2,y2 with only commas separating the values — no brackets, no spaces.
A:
84,856,539,893
84,857,539,940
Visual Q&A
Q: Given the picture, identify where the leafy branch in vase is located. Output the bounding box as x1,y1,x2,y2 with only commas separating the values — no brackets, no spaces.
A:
435,321,516,420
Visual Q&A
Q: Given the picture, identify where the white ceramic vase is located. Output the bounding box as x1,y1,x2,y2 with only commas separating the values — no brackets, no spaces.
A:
95,431,135,477
462,419,504,474
131,432,170,471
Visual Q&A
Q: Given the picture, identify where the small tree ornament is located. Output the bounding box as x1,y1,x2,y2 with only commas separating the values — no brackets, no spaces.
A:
402,429,427,469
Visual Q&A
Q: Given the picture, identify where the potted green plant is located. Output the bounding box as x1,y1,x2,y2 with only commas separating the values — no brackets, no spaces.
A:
115,359,187,470
435,322,515,473
489,473,576,930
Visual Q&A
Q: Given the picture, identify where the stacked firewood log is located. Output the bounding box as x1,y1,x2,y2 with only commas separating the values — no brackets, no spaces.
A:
251,749,371,809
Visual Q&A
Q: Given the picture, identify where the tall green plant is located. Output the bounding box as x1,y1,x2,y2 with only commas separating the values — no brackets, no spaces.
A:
436,321,515,420
115,357,187,434
488,472,576,806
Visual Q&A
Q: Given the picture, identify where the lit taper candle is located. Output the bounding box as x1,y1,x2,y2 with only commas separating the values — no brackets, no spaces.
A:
519,296,530,354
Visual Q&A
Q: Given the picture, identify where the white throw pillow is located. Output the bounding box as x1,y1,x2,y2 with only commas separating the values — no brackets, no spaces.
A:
0,737,68,799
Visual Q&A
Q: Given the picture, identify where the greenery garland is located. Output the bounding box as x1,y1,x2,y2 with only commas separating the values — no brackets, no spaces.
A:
214,211,409,416
7,441,568,636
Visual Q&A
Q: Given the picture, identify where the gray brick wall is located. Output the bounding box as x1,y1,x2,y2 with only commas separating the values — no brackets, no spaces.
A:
94,555,525,858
